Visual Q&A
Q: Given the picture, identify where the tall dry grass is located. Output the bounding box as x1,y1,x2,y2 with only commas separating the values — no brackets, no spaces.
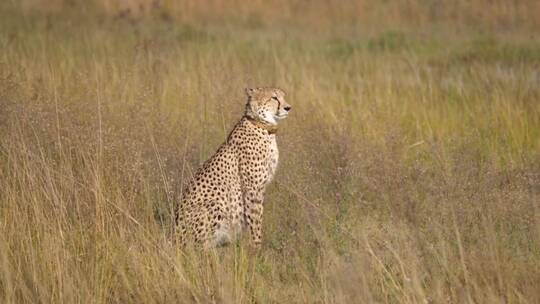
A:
1,1,540,303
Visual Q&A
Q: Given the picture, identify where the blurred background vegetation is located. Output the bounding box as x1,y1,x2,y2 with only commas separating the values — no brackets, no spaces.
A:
1,0,539,303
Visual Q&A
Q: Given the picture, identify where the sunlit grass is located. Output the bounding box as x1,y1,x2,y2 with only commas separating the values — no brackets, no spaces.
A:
1,1,540,303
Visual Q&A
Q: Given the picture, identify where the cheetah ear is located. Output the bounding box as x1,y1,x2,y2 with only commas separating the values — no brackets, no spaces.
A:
245,87,257,98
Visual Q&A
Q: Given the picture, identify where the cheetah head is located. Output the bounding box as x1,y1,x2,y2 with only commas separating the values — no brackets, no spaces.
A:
245,87,291,125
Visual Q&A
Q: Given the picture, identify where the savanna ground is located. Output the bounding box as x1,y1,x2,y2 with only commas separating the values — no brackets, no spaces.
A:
1,0,540,303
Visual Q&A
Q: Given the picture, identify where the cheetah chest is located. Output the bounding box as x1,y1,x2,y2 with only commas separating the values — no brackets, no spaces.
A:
266,135,279,183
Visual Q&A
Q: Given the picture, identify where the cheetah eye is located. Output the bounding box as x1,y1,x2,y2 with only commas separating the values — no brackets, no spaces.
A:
271,96,278,100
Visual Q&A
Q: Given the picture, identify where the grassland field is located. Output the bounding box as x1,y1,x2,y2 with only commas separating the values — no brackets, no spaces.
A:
1,0,540,303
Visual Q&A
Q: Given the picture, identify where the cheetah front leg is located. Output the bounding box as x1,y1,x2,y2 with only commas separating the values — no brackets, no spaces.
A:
244,189,264,248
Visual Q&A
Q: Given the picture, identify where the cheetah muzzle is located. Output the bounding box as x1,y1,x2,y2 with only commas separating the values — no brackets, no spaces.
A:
175,87,292,249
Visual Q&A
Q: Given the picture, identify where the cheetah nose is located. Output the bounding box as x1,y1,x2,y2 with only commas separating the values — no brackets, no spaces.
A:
284,106,291,111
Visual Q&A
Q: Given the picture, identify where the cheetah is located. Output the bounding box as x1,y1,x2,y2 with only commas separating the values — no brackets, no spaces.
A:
175,87,292,248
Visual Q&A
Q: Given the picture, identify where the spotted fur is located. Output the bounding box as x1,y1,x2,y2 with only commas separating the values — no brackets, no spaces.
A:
175,87,291,248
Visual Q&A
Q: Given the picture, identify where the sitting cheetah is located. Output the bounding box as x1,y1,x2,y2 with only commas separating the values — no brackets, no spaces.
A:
175,87,291,248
